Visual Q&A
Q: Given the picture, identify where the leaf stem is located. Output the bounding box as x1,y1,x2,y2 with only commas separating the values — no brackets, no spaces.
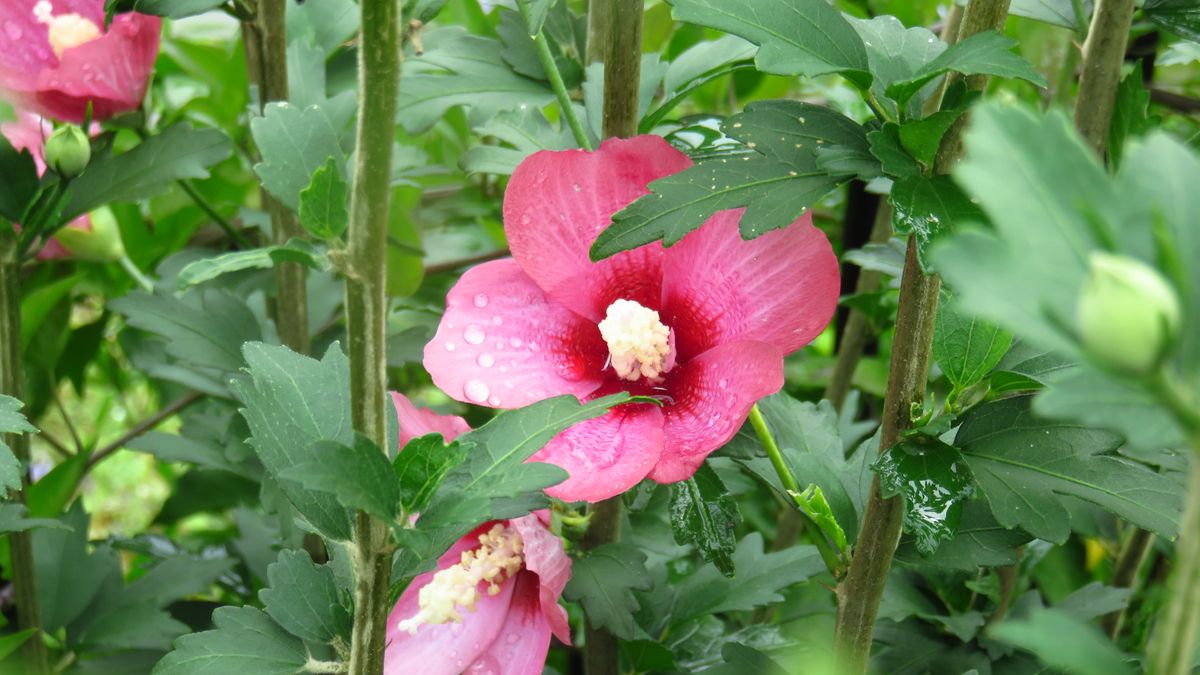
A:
345,0,401,672
518,0,593,151
118,254,155,293
0,226,49,674
175,180,253,249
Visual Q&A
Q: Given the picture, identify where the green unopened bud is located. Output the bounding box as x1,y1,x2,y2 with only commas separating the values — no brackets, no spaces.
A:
1076,252,1182,376
55,207,125,262
44,124,91,178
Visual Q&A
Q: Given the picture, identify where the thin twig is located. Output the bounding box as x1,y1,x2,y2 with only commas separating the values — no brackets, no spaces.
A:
85,391,204,470
424,249,510,275
176,180,253,249
50,379,85,454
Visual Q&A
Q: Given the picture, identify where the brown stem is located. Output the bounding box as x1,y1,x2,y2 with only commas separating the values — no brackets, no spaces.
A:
1103,527,1154,638
1073,0,1137,156
832,1,1012,671
85,391,204,470
1150,87,1200,114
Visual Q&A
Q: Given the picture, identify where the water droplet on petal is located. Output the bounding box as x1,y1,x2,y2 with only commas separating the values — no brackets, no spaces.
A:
491,315,503,326
488,395,502,406
477,353,495,368
464,379,490,403
520,214,532,225
444,341,456,351
572,182,581,192
463,324,486,345
509,336,523,348
718,378,728,389
473,292,489,308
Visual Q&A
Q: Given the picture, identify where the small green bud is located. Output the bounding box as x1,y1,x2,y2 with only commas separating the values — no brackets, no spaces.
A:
1076,252,1182,376
55,207,126,262
44,124,91,178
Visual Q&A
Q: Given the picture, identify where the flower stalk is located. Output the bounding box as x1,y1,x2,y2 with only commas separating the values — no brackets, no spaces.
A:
518,0,592,151
345,0,401,672
0,226,49,675
832,0,1013,671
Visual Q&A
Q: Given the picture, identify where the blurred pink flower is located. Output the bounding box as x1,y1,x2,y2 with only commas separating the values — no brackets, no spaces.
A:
0,0,160,123
1,111,89,259
384,393,571,675
423,136,840,502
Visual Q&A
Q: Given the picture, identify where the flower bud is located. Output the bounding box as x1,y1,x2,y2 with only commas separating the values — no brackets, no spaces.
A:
1076,252,1182,376
54,207,126,262
43,124,90,178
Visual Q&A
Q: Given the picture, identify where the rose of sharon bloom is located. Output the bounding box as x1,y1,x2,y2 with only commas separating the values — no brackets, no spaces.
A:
0,0,160,123
1,111,90,259
424,136,839,502
385,393,571,675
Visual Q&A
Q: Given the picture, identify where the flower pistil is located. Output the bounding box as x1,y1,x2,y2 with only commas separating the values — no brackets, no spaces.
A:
598,299,675,382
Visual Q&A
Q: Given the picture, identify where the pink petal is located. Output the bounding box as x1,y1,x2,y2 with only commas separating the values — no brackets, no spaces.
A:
390,392,471,449
534,401,664,503
35,214,89,260
661,209,839,360
649,341,784,483
509,514,571,644
0,1,56,98
35,13,161,123
503,135,691,320
423,259,607,409
462,571,553,675
1,111,49,173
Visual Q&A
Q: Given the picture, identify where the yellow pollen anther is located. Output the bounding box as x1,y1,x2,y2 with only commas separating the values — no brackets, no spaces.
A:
598,299,674,382
396,524,524,634
34,1,102,59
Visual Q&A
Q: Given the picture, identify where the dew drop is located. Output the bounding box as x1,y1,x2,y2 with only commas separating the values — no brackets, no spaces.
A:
488,395,502,406
491,315,503,326
520,214,532,225
463,324,486,345
473,292,489,308
572,182,582,192
464,379,490,403
477,353,495,368
444,341,457,352
509,336,523,348
718,378,728,389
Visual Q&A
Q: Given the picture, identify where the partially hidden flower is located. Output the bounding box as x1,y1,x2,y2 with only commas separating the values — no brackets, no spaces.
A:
0,0,160,123
385,393,572,675
423,136,840,502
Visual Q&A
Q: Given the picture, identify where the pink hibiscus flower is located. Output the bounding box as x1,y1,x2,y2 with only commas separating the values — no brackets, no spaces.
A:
385,393,572,675
1,111,90,259
0,0,160,123
423,135,840,502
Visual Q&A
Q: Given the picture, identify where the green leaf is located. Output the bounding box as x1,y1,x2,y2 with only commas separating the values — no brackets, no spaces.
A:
298,157,350,239
460,106,575,176
666,0,870,84
260,550,350,644
1056,582,1132,622
1144,0,1200,42
990,608,1135,675
126,431,249,476
955,396,1182,544
111,290,263,374
708,644,792,675
153,606,307,675
849,16,946,117
886,31,1047,106
932,303,1013,394
563,542,652,640
175,240,326,290
232,343,354,541
397,27,555,134
80,602,189,651
867,123,921,179
520,0,556,34
287,0,359,56
0,133,39,223
591,100,860,259
107,0,226,19
0,503,67,534
874,435,975,556
1009,0,1091,30
1106,69,1153,170
895,499,1031,570
669,462,741,576
0,395,35,495
26,453,86,518
0,629,37,661
989,340,1078,395
279,435,399,521
1033,369,1188,452
898,107,968,167
393,434,470,515
251,102,346,213
32,504,118,632
63,124,232,222
891,174,986,272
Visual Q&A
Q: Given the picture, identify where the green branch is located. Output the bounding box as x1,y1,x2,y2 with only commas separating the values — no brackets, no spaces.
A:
518,0,593,151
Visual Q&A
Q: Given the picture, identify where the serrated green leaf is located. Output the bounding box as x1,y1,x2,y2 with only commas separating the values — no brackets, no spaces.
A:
232,343,354,541
175,240,326,290
0,395,35,494
299,157,349,239
1144,0,1200,42
898,106,968,167
932,303,1013,393
153,606,307,675
667,0,870,84
63,124,232,222
111,290,262,374
875,435,975,556
891,174,986,272
0,133,39,223
397,27,556,134
460,106,575,176
563,542,651,640
0,503,67,534
260,550,349,644
669,462,741,576
849,15,946,117
867,123,921,179
895,499,1031,570
990,608,1135,675
956,396,1181,544
287,0,359,56
80,602,189,651
32,504,118,632
393,434,470,515
251,102,345,213
279,435,399,521
886,31,1047,106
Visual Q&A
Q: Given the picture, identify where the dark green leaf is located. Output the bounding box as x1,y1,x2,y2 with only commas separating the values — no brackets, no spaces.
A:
393,434,470,515
80,602,189,651
956,396,1182,544
153,606,307,675
886,31,1047,106
232,343,354,541
279,435,399,521
874,435,975,555
669,462,741,576
891,174,987,272
64,124,232,222
895,499,1031,570
126,431,249,476
1144,0,1200,42
564,542,652,640
0,395,35,494
0,629,37,661
460,106,576,176
1056,582,1132,622
1107,69,1153,170
667,0,870,84
260,550,350,644
175,240,326,290
932,303,1013,393
990,608,1135,675
898,107,968,167
299,157,350,239
849,16,945,117
32,504,118,632
0,503,67,534
707,644,791,675
111,290,262,374
867,124,921,179
0,133,39,223
1033,369,1188,452
251,102,345,213
107,0,226,19
990,340,1078,395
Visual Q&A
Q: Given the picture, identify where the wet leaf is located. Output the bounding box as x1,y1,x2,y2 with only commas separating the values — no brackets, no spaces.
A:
891,174,986,272
874,435,975,556
669,462,741,576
